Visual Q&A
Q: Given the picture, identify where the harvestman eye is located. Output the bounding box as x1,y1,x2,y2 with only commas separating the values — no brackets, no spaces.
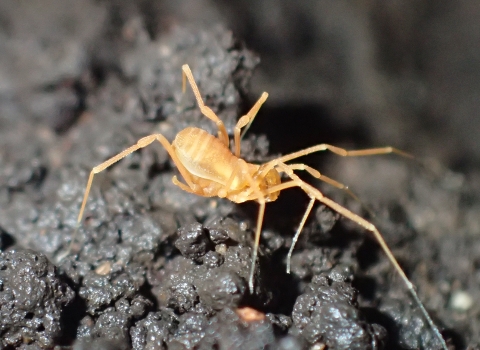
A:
70,64,449,349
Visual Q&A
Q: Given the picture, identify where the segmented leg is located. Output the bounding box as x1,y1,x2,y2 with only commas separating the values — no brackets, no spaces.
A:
259,144,414,177
182,64,229,147
69,134,196,253
233,92,269,157
287,195,315,273
231,159,267,294
274,162,448,350
287,163,377,219
286,163,364,205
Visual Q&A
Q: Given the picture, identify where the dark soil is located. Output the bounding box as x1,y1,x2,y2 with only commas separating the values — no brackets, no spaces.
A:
1,1,479,349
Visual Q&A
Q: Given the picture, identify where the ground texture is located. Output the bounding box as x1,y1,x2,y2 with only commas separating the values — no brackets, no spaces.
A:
1,1,480,349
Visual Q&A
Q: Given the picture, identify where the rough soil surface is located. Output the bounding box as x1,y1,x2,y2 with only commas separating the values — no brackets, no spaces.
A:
1,1,480,349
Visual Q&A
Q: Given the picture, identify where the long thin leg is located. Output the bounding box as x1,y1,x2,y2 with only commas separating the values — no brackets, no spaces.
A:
231,159,267,294
259,144,414,177
286,163,375,217
253,164,373,270
69,134,196,253
233,92,269,157
284,164,375,267
287,163,363,203
287,196,315,273
275,162,448,350
182,64,229,147
250,200,266,294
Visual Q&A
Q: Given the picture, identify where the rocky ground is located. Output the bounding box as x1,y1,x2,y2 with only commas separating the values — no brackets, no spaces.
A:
1,1,480,349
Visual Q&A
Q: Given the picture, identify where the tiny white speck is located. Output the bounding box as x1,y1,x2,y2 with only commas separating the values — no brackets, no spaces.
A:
450,290,473,311
215,244,227,255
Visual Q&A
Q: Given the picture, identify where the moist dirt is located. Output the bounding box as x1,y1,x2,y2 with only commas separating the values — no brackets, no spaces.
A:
1,2,480,349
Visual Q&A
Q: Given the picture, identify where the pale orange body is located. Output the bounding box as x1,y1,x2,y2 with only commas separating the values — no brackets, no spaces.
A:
173,126,280,202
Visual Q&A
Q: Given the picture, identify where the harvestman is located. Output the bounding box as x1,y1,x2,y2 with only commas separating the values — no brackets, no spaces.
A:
72,64,448,349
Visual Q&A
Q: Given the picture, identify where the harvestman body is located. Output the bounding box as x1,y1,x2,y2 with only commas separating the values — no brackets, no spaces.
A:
72,64,448,349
